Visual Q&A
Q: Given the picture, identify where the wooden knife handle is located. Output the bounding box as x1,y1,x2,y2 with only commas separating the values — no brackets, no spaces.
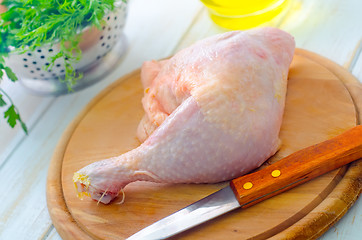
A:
230,125,362,208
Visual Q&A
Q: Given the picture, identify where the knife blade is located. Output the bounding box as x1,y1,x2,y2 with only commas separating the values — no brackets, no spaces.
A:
127,125,362,240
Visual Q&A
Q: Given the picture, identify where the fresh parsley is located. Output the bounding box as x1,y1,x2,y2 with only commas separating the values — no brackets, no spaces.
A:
0,0,125,133
0,88,28,134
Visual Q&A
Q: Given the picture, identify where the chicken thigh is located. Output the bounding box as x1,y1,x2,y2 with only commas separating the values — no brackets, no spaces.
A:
74,27,295,204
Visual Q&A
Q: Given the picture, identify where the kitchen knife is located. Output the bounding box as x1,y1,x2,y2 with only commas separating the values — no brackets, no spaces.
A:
127,125,362,240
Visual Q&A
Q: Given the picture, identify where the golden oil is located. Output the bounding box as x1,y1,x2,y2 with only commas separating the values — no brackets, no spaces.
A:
200,0,292,30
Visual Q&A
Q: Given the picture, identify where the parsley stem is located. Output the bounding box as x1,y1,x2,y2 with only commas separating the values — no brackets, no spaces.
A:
0,87,14,106
0,87,28,134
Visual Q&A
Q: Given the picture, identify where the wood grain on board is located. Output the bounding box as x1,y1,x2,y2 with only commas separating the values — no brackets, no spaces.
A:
46,49,361,239
0,1,360,240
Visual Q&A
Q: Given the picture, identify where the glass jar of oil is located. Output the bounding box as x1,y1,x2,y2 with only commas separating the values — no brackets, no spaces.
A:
200,0,292,30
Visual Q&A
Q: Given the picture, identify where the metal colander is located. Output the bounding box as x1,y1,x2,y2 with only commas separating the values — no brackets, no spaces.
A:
4,0,128,95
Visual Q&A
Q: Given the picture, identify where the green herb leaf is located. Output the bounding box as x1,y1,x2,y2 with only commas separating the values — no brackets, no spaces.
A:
0,0,120,88
0,94,6,106
4,67,18,82
4,104,18,128
0,89,28,134
2,103,28,134
0,0,123,134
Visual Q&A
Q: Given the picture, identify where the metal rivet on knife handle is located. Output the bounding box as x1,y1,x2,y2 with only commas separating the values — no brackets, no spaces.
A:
126,126,362,240
243,182,253,190
271,170,281,178
230,125,362,209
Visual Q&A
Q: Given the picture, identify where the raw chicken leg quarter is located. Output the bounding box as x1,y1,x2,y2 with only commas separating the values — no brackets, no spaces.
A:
73,27,295,204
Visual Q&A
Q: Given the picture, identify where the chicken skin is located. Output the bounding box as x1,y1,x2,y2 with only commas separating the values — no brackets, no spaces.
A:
74,27,295,204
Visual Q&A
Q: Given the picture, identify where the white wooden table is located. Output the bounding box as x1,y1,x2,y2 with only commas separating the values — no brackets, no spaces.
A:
0,0,361,239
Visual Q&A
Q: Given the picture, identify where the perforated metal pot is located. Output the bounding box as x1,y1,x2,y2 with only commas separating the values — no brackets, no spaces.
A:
4,0,128,96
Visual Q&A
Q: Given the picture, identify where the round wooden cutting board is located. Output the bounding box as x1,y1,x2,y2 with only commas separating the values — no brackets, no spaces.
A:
47,49,362,240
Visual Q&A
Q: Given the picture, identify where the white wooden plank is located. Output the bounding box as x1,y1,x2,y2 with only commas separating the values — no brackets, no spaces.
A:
172,7,226,53
318,46,362,240
350,44,362,82
0,92,97,239
42,1,361,239
319,198,362,240
121,0,203,63
280,0,362,67
45,228,62,240
0,80,54,165
0,0,203,239
0,0,360,239
139,1,362,240
0,0,204,166
174,0,362,69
